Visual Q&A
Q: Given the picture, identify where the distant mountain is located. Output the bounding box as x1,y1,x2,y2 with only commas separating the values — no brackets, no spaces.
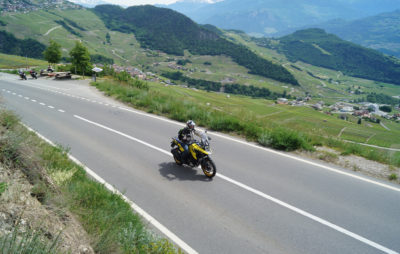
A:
306,10,400,58
0,0,81,13
255,29,400,85
93,4,298,85
165,0,400,36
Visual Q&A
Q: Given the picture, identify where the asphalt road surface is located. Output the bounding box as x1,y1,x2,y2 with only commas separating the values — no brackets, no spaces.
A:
1,73,399,254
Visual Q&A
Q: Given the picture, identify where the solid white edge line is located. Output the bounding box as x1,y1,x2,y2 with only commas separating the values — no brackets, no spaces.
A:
117,106,400,192
73,114,398,254
21,123,198,254
4,76,398,192
4,77,400,193
216,174,399,254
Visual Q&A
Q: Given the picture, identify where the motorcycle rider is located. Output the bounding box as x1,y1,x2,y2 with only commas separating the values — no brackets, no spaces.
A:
18,69,26,80
29,69,37,79
178,120,202,163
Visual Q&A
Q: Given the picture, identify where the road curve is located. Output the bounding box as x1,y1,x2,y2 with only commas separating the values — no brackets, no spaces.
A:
1,73,399,254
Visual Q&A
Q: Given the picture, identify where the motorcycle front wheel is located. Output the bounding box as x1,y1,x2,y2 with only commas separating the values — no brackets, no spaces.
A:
201,158,216,178
172,148,183,166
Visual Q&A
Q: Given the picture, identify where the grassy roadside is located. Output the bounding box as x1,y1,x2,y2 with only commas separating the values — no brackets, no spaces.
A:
0,109,178,253
0,53,48,69
91,75,400,168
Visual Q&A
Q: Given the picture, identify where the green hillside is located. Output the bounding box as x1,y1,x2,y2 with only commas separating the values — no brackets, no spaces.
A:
1,7,399,102
93,4,298,85
270,29,400,85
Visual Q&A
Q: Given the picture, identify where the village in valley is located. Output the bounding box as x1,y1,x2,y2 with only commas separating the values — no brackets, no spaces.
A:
95,60,400,126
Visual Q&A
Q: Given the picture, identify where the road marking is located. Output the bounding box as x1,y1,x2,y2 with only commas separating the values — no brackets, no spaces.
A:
58,109,65,113
48,106,54,109
24,97,29,100
23,122,198,254
3,77,398,191
74,114,399,254
40,103,45,106
31,99,37,102
115,106,400,192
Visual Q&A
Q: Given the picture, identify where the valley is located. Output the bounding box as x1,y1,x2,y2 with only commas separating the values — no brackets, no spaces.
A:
1,1,400,253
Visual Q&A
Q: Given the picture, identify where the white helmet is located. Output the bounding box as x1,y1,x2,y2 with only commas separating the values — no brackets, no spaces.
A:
186,120,195,129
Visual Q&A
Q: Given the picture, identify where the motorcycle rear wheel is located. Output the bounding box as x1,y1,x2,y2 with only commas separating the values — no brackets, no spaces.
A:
201,158,216,178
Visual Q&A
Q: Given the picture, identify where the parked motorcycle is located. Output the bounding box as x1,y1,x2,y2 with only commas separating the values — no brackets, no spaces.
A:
30,70,37,79
171,131,217,178
19,71,27,80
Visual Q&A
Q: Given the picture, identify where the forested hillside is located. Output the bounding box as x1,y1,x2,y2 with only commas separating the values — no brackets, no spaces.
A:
0,30,46,59
92,4,298,85
261,29,400,85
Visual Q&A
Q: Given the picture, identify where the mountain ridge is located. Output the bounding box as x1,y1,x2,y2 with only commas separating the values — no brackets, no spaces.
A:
255,28,400,85
304,9,400,58
93,4,299,85
165,0,400,36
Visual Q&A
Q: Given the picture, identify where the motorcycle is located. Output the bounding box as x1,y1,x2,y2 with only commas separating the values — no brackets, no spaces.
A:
171,131,217,178
30,70,37,79
19,72,27,80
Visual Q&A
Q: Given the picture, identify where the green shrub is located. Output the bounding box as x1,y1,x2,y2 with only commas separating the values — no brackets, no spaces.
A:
0,110,20,130
341,143,363,156
209,116,243,132
0,131,25,166
0,182,7,195
389,173,398,181
258,128,312,151
0,224,61,254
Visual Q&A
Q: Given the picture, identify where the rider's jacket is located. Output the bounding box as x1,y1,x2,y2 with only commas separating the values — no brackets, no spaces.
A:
178,127,202,143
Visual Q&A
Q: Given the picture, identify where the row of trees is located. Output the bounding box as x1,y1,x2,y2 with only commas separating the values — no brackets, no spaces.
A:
352,92,400,105
162,71,290,99
43,40,91,76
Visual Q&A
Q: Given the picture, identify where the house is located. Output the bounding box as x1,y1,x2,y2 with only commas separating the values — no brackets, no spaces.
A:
277,98,288,105
353,110,370,118
340,106,354,113
312,103,323,110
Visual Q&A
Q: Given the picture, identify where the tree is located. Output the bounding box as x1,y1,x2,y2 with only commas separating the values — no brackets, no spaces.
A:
69,41,92,76
106,32,111,44
43,40,61,65
379,105,392,113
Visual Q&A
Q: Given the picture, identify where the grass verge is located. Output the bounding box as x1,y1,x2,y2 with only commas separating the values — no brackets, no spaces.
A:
92,77,311,151
0,109,178,253
92,76,400,166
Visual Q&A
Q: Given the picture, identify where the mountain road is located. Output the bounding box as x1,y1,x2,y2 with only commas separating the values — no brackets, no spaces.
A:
1,73,399,254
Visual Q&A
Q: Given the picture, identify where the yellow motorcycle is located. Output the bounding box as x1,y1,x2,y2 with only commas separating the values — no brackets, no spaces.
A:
170,132,216,178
